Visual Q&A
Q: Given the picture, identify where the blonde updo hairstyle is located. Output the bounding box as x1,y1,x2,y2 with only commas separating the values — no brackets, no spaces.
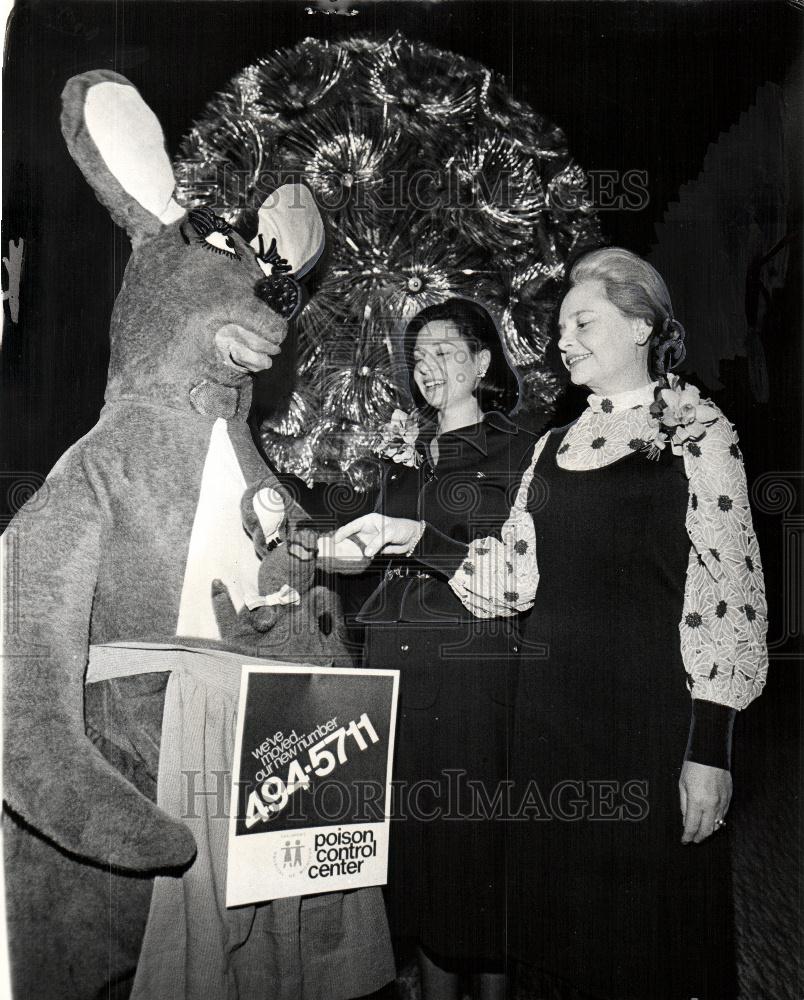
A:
567,247,686,381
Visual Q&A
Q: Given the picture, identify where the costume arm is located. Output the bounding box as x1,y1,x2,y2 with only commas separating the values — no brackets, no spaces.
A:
413,433,549,618
679,410,768,768
2,456,196,871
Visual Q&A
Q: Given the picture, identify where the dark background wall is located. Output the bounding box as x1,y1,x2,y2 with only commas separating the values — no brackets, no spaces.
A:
2,3,802,988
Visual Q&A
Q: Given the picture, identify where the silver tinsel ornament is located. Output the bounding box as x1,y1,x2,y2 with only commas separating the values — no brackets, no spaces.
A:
175,31,602,487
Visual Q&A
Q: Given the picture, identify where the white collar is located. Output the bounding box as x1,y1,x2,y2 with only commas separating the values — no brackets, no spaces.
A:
587,381,659,414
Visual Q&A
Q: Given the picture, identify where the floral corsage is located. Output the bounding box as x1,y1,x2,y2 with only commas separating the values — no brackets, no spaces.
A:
375,408,422,467
644,377,719,459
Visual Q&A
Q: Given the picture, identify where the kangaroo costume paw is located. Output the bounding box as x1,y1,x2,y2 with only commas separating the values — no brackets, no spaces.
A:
5,734,196,871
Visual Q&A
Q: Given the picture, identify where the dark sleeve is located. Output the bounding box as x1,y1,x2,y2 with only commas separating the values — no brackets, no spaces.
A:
413,427,543,581
413,522,471,577
685,699,736,770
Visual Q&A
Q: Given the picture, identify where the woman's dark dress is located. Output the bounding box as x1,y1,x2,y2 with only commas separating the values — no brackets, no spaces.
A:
358,411,536,965
509,429,736,999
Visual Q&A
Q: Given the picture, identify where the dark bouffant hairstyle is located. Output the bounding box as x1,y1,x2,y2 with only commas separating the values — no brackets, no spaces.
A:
403,298,520,416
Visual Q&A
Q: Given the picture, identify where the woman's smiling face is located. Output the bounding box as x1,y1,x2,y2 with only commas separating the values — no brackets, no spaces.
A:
557,279,651,395
412,320,483,411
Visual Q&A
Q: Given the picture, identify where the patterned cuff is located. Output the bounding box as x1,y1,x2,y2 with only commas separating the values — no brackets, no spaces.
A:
404,520,427,558
685,699,736,770
410,523,470,575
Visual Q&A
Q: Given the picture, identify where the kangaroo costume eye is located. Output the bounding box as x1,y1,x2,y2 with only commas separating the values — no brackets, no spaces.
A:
186,207,241,259
204,230,239,257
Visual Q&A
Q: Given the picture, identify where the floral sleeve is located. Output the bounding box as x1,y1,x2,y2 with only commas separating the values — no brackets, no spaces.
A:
678,409,768,710
442,433,549,619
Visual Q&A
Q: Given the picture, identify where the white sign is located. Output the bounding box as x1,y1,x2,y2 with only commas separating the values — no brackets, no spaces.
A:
226,664,399,907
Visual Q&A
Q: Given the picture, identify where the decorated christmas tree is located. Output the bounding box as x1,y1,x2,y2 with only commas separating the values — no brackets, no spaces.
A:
175,32,602,488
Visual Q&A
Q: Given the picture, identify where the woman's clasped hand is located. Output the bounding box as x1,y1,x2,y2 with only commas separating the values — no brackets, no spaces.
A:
334,513,423,559
679,759,733,844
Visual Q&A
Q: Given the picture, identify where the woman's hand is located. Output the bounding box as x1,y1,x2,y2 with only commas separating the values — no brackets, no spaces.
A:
679,760,732,844
334,514,423,559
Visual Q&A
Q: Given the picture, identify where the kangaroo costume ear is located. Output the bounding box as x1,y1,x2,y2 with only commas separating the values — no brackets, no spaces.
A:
61,70,186,246
250,184,325,280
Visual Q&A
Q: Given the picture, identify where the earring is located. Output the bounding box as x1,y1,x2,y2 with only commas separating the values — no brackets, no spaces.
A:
632,322,650,346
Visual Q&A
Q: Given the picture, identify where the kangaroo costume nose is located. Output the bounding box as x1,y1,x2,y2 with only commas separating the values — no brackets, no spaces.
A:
254,273,303,319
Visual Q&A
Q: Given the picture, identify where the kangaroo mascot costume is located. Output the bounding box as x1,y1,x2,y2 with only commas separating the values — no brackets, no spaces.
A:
2,71,392,1000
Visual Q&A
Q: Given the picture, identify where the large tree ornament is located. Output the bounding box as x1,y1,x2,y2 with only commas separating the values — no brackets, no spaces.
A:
175,32,602,488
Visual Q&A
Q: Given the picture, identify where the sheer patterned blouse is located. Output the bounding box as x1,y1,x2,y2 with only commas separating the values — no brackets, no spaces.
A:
413,380,768,716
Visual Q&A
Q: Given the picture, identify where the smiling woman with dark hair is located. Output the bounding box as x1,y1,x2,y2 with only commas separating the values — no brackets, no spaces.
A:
335,297,537,1000
403,298,521,420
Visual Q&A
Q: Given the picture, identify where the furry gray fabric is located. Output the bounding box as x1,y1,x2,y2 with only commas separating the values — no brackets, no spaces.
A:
3,71,379,1000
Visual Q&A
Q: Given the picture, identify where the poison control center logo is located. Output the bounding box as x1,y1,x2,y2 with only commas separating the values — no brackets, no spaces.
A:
273,838,310,878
